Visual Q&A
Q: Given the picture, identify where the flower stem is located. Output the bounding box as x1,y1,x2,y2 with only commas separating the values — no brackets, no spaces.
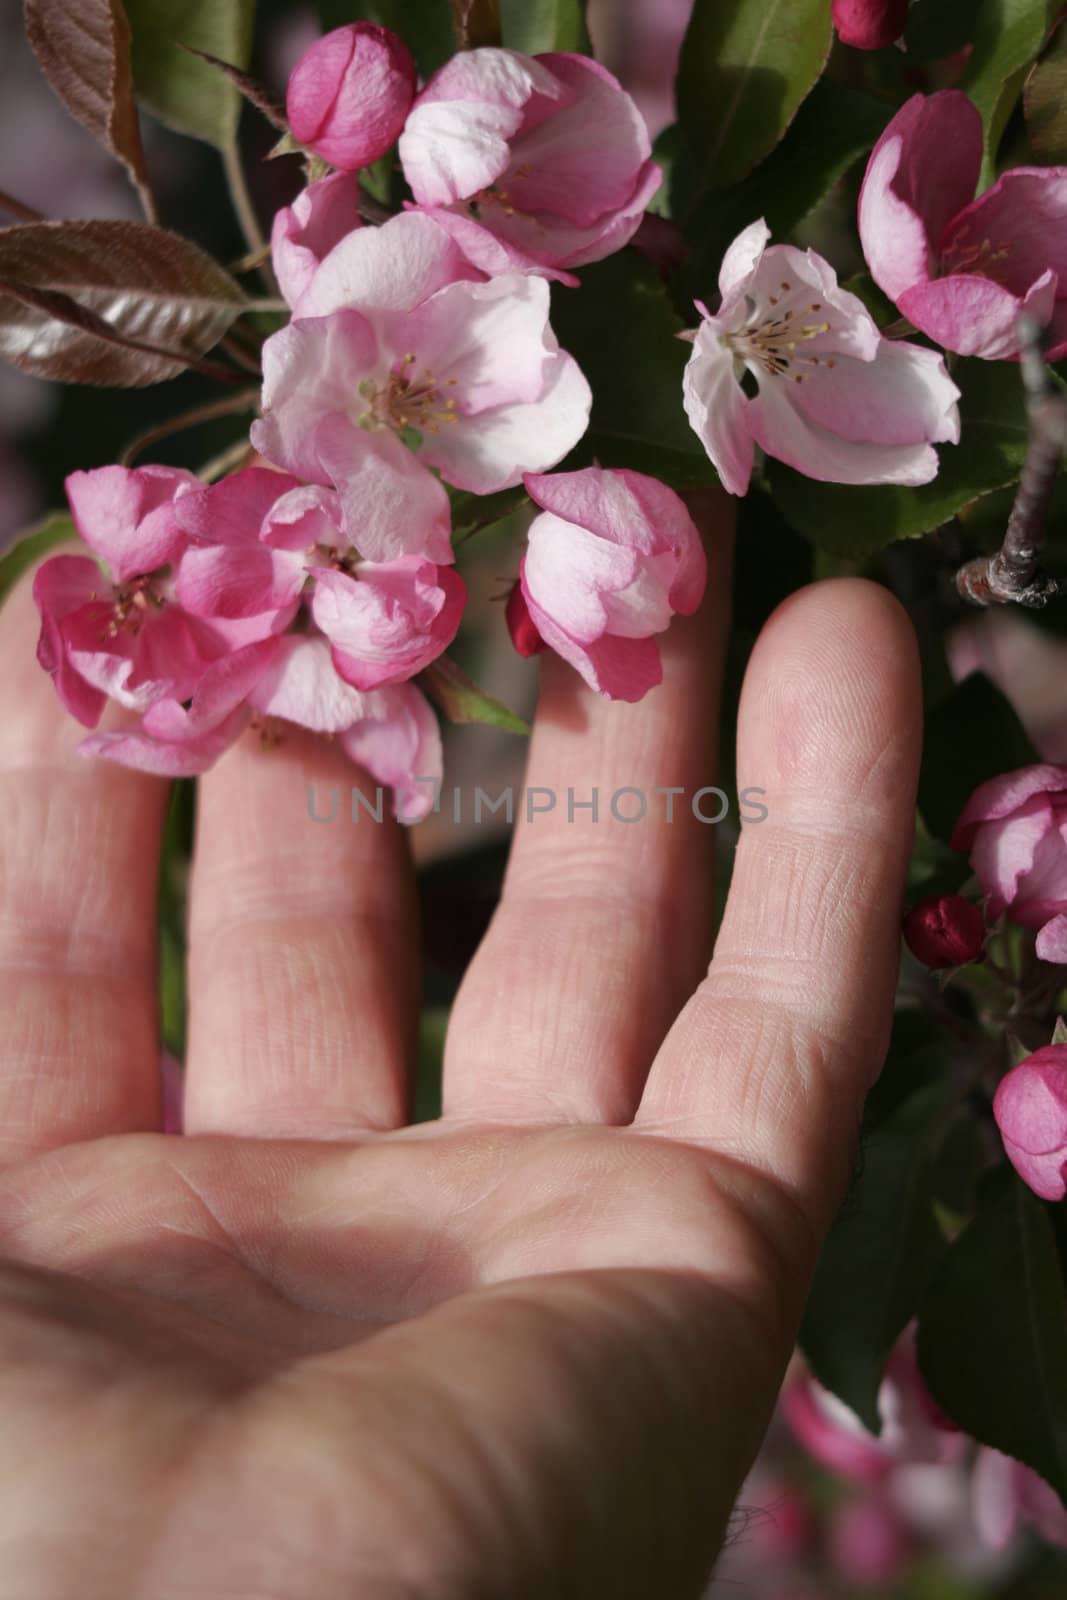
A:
221,137,277,296
956,316,1067,608
0,187,45,223
119,388,260,466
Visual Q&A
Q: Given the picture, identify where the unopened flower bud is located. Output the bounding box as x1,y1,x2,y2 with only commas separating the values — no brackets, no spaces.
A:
506,578,545,659
994,1044,1067,1201
833,0,909,49
902,893,985,969
287,23,416,172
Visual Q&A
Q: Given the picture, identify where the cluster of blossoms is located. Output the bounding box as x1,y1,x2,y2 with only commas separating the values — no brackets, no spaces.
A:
774,1333,1067,1590
902,762,1067,1203
31,21,1067,818
34,26,710,816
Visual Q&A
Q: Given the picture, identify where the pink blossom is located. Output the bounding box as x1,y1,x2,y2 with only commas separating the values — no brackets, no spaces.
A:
993,1043,1067,1201
311,558,465,690
833,0,909,50
36,465,227,729
682,219,960,495
951,764,1067,962
272,170,362,310
859,92,1067,360
518,465,706,702
176,467,463,690
972,1448,1067,1550
783,1345,962,1485
286,22,416,172
247,635,443,821
903,892,986,968
829,1494,911,1585
398,48,660,281
252,211,591,552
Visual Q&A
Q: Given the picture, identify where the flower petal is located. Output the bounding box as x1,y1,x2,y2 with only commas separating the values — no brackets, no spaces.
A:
299,209,479,319
749,374,941,486
789,337,960,446
858,91,983,300
339,682,443,822
65,464,196,583
718,217,771,302
681,321,754,496
899,269,1058,360
313,416,454,564
249,634,369,733
940,166,1067,298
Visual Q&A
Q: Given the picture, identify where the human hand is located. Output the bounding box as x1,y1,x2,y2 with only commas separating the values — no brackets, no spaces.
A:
0,498,920,1599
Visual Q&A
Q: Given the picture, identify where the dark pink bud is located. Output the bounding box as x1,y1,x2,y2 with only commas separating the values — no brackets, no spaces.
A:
902,893,985,968
506,579,544,659
833,0,909,49
287,23,416,172
994,1044,1067,1201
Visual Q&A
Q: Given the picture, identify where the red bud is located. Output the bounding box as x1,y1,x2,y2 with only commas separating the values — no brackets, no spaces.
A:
833,0,909,50
903,893,986,969
506,580,544,658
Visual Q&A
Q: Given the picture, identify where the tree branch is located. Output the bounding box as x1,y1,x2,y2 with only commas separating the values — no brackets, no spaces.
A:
956,316,1067,608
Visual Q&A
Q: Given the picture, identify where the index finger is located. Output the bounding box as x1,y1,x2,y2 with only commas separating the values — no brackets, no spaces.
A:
637,579,922,1233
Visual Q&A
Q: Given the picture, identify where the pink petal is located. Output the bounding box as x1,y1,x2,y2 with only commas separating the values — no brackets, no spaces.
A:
399,49,557,206
286,23,415,172
64,604,216,713
899,270,1058,360
396,273,558,410
339,682,443,822
789,337,960,446
142,638,281,741
972,1449,1020,1551
523,512,641,642
418,343,591,492
312,416,454,564
682,321,754,496
253,310,380,485
858,92,983,301
299,209,479,319
262,484,346,553
78,707,250,776
174,467,304,547
969,799,1053,919
249,634,368,733
1036,913,1067,963
951,764,1067,847
718,218,771,302
65,464,196,583
748,375,941,486
405,204,580,284
272,170,363,310
175,543,306,619
311,559,465,688
33,554,108,727
940,167,1067,298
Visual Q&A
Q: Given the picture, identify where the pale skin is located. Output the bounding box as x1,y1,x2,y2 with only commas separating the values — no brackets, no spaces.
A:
0,492,921,1598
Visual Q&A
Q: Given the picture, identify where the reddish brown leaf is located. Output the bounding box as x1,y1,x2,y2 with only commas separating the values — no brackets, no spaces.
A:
0,220,247,387
24,0,156,219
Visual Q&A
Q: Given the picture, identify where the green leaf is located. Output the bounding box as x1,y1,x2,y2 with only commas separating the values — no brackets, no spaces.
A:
680,81,888,285
549,252,716,487
767,358,1032,557
421,656,530,733
959,0,1059,171
499,0,589,52
677,0,833,193
918,672,1038,843
918,1168,1067,1505
0,511,78,608
124,0,256,149
318,1,454,78
800,1082,957,1432
1025,17,1067,163
414,1005,448,1122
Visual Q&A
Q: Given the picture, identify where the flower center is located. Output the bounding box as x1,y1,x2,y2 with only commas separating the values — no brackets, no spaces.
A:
724,282,834,385
358,353,460,437
940,232,1011,280
92,573,166,642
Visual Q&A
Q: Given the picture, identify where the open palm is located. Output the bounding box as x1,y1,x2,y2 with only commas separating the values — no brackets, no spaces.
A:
0,500,921,1599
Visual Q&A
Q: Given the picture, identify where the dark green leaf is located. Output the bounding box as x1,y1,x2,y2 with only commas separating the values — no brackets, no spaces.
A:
801,1082,957,1432
918,1168,1067,1504
919,672,1038,843
25,0,153,217
767,358,1031,557
959,0,1059,171
124,0,256,149
0,511,78,608
0,220,246,386
318,1,454,78
1025,18,1067,163
677,0,833,192
549,251,716,487
499,0,589,52
680,81,888,288
421,656,530,733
